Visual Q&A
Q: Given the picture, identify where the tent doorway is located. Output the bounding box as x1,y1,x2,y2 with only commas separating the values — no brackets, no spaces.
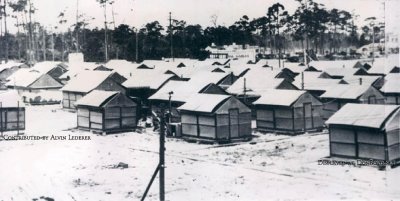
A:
229,109,239,139
303,103,313,131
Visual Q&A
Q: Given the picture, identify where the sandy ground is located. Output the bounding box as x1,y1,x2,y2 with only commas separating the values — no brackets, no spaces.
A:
0,105,399,201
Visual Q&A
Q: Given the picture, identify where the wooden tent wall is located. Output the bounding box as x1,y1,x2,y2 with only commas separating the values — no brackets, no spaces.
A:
181,111,251,140
218,73,237,88
63,91,85,109
181,97,251,141
200,84,227,95
109,73,127,84
104,93,137,131
384,111,400,161
358,87,385,104
384,94,400,105
293,104,324,132
95,77,127,94
256,93,324,134
29,74,63,89
215,97,251,114
216,111,251,140
256,106,294,132
77,107,102,130
276,80,298,90
181,113,217,139
322,100,340,120
329,125,389,161
77,94,137,132
0,108,25,131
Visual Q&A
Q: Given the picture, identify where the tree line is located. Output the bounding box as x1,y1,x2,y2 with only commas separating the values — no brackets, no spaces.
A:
0,0,385,63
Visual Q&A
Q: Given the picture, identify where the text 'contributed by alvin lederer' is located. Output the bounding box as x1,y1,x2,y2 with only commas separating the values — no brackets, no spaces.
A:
1,135,91,141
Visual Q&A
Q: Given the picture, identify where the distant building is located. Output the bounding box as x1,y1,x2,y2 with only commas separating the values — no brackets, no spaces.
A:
386,32,399,54
205,43,265,62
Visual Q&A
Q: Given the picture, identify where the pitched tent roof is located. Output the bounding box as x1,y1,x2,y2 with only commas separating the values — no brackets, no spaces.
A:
223,65,251,77
6,68,63,89
253,89,307,106
31,61,66,74
322,67,367,78
122,73,174,90
6,68,43,87
60,62,100,79
343,75,381,86
227,76,291,96
0,90,25,107
366,55,399,75
178,94,231,113
188,71,229,84
226,67,295,96
150,72,229,103
105,60,141,78
309,60,363,70
320,84,374,100
0,61,25,73
149,80,188,102
381,73,400,93
75,90,119,107
61,71,116,93
292,72,347,91
164,67,203,79
164,58,200,67
326,103,400,129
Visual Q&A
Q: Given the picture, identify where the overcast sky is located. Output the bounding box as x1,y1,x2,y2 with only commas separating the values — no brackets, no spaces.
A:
8,0,398,33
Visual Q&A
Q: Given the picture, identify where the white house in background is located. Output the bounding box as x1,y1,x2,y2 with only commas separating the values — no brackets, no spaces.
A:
386,32,399,54
205,43,264,62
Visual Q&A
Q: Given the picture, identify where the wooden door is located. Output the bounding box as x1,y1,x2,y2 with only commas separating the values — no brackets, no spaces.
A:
229,109,239,139
303,103,313,130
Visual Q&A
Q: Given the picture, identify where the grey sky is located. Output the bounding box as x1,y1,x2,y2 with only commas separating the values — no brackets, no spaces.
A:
8,0,395,33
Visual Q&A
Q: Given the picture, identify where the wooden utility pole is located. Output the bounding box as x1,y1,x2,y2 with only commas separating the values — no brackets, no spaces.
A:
169,12,173,61
168,91,173,125
159,106,166,201
141,106,166,201
103,1,108,62
301,72,304,90
3,0,8,63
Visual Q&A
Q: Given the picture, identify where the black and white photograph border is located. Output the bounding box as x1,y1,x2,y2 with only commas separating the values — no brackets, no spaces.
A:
0,0,399,200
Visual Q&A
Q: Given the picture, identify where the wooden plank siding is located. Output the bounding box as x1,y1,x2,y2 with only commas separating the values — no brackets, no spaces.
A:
76,92,137,133
181,111,251,141
0,108,25,132
256,105,324,134
329,125,400,162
